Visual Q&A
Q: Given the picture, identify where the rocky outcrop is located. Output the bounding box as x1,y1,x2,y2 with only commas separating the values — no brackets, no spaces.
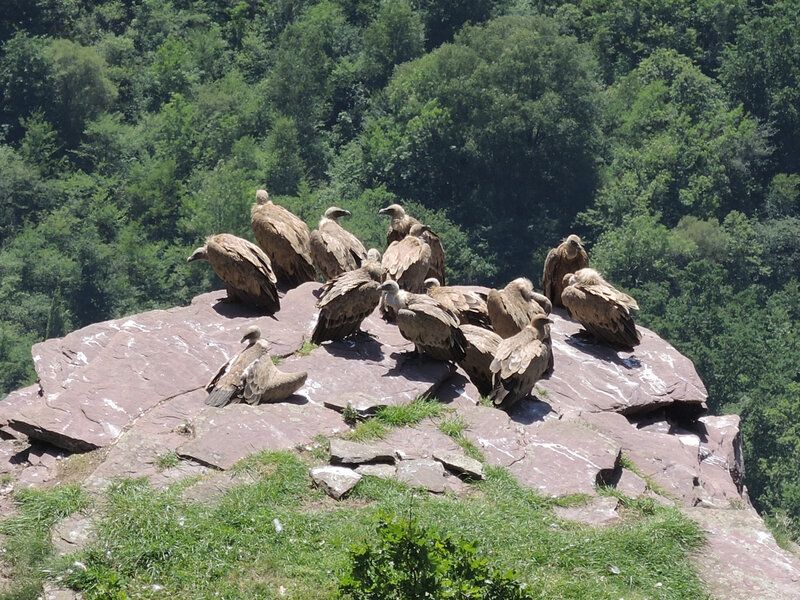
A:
1,284,799,599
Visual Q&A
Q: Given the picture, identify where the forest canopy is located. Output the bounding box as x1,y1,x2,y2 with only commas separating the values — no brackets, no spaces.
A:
1,0,799,539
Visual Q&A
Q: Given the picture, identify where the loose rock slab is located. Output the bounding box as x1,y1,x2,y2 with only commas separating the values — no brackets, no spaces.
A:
330,439,395,465
396,459,446,493
433,452,485,480
311,466,362,499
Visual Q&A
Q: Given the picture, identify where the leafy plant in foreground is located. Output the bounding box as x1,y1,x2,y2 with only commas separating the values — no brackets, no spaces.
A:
339,512,533,599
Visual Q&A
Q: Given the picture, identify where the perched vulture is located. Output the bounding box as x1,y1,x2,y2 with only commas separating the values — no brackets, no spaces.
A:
204,326,307,407
487,277,551,338
457,324,503,396
187,233,280,314
424,278,491,329
251,188,316,287
379,203,421,245
311,249,384,345
379,204,446,284
489,314,553,411
381,223,432,293
560,268,641,348
378,280,466,363
542,234,589,308
310,206,367,281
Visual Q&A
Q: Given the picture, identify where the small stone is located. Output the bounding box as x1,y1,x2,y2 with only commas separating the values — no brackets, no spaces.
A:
330,439,395,465
433,451,484,480
310,466,362,500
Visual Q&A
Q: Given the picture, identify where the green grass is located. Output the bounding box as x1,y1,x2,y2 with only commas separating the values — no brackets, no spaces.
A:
345,397,452,441
0,484,90,599
0,451,711,600
437,415,484,462
296,339,319,356
155,451,180,471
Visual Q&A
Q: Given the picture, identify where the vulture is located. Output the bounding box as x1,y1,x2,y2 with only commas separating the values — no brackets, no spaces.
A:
457,324,503,396
205,326,307,407
424,278,491,329
187,233,280,314
542,234,589,308
381,223,432,293
251,188,316,287
489,314,553,411
378,279,467,363
379,203,421,245
560,268,641,348
311,249,384,345
310,206,367,281
487,277,551,338
379,204,445,284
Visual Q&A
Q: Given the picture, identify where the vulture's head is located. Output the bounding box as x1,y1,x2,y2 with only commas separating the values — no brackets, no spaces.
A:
378,204,405,218
324,206,351,221
377,280,400,295
255,189,271,205
187,245,209,263
509,277,535,299
366,248,382,262
424,278,441,291
240,325,263,345
564,234,584,258
408,223,432,238
529,314,553,338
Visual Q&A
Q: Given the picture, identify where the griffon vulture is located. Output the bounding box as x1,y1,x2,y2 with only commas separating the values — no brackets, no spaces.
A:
487,277,551,338
311,249,384,345
378,280,467,363
205,326,307,407
457,324,503,396
310,206,367,281
560,268,641,348
381,223,432,293
542,234,589,308
424,278,491,329
379,204,446,284
187,233,280,314
251,189,316,287
489,314,553,411
379,203,421,245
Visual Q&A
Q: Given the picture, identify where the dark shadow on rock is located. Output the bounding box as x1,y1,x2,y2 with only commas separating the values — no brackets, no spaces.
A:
508,397,554,425
275,394,309,406
320,335,385,362
210,297,279,320
564,333,640,368
435,372,472,405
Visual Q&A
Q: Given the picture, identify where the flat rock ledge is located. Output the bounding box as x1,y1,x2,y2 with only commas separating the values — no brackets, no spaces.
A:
1,286,799,599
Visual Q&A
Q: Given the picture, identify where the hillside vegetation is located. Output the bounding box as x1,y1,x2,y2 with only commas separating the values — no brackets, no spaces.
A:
1,0,799,540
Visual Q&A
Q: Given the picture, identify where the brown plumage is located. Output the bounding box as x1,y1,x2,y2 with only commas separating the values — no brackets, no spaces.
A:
424,278,491,329
310,207,367,281
420,227,446,285
378,280,466,362
381,223,432,293
560,268,641,348
251,189,316,287
312,249,384,344
379,203,421,245
487,277,551,338
204,326,307,407
187,233,280,314
542,234,589,308
457,324,503,396
489,314,553,411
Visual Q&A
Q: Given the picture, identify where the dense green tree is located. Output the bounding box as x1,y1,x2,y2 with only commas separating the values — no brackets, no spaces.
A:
719,0,800,176
356,14,602,282
360,0,424,89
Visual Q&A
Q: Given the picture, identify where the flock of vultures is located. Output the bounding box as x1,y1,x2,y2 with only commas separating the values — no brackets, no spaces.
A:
188,189,641,411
